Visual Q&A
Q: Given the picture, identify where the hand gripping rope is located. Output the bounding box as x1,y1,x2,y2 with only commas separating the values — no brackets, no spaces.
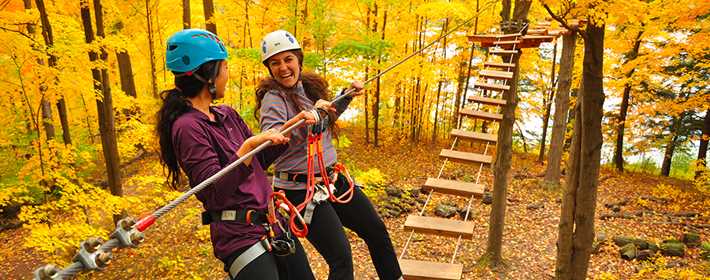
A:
32,15,479,279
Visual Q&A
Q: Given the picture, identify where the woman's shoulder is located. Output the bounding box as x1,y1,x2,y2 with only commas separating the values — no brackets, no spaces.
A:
214,104,242,120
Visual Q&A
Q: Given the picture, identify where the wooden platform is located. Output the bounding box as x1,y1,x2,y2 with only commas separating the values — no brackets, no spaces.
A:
459,108,503,121
469,34,556,48
404,215,476,238
467,95,507,106
450,129,498,142
400,259,463,280
422,178,485,198
439,149,493,165
493,40,520,46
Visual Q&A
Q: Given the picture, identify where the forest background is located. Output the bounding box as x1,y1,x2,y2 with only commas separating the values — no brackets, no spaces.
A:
0,0,708,279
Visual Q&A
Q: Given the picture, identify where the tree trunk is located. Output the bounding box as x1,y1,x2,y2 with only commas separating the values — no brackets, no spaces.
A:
500,0,511,21
555,87,581,279
36,0,72,144
457,44,476,129
145,0,158,97
697,109,710,178
544,32,576,184
555,21,605,280
485,0,531,267
613,30,643,172
373,8,387,147
432,80,442,143
203,0,217,34
182,0,190,29
116,50,137,97
661,132,678,177
539,42,558,163
82,0,124,223
40,98,55,140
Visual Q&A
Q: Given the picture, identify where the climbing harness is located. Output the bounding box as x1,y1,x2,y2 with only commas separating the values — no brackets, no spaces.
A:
33,15,480,280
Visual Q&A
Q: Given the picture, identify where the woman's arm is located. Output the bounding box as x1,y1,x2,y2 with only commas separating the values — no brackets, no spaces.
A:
173,122,254,204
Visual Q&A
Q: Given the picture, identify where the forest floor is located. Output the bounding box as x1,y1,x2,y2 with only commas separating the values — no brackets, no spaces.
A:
1,127,709,279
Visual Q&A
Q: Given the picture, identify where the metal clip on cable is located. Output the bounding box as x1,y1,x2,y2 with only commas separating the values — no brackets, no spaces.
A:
110,218,145,248
33,264,60,280
73,238,112,271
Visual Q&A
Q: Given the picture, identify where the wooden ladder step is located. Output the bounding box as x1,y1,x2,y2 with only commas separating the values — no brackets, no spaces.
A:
467,95,507,106
459,108,503,122
490,49,519,55
480,70,514,80
484,62,516,69
493,40,520,45
404,215,476,238
440,149,493,165
474,81,510,91
493,33,522,39
400,259,463,280
450,129,498,142
527,29,548,36
422,178,485,198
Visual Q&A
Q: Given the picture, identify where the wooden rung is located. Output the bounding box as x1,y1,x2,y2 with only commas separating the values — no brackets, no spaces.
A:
484,62,516,69
440,149,493,165
490,49,519,55
493,33,522,38
400,259,463,280
450,129,498,143
493,40,521,45
422,178,485,198
480,70,514,80
527,29,548,35
404,215,476,238
535,21,552,26
467,95,507,106
459,108,503,122
474,81,510,91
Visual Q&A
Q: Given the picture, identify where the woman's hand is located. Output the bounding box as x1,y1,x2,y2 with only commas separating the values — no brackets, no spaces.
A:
347,81,364,97
299,110,319,125
237,129,289,166
259,128,290,145
315,99,336,113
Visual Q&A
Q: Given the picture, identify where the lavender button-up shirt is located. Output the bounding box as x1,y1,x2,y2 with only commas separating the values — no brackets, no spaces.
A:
171,105,287,261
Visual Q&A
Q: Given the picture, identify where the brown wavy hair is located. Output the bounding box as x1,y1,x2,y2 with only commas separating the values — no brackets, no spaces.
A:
255,50,338,133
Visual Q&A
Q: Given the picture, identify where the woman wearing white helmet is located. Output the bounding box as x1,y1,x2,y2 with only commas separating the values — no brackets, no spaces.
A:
157,29,317,280
256,30,403,280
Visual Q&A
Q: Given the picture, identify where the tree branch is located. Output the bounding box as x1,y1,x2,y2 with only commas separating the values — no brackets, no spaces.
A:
0,26,37,43
541,2,587,40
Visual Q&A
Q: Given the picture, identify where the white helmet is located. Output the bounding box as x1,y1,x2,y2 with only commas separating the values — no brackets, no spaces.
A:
260,30,301,63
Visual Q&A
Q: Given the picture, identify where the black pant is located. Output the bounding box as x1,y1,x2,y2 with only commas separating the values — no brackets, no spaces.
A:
226,237,314,280
279,175,403,280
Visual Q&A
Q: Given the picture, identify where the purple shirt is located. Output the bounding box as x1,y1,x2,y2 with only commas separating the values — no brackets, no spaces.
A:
171,105,287,261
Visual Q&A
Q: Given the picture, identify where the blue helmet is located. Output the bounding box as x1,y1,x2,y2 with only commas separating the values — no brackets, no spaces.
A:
165,29,228,73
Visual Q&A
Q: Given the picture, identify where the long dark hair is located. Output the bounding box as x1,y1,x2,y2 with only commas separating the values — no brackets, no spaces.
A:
157,60,221,189
255,50,338,132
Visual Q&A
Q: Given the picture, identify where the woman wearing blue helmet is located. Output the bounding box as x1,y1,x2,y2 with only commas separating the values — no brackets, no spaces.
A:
156,29,316,280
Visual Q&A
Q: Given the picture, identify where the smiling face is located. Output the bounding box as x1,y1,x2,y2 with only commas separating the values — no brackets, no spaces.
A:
266,51,301,88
